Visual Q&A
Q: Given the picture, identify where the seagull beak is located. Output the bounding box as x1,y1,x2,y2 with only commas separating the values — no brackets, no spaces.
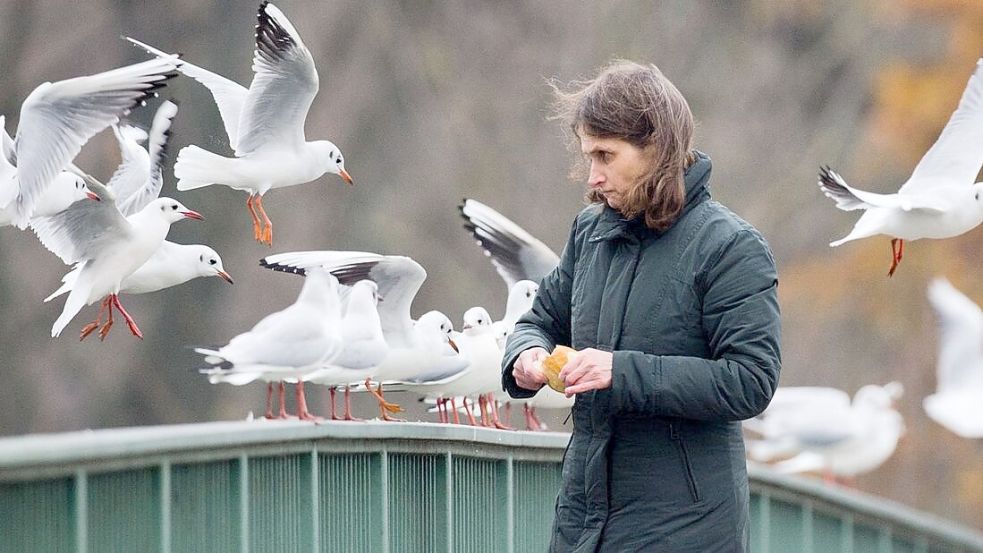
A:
217,270,234,284
339,169,354,186
181,210,204,220
462,323,473,331
447,337,459,353
86,192,101,201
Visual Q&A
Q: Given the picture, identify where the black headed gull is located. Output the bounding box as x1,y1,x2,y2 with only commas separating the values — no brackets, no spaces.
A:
32,177,203,340
459,199,559,291
819,58,983,277
925,278,983,438
198,269,343,421
745,383,905,484
126,2,353,247
0,168,93,227
260,250,469,420
0,57,178,228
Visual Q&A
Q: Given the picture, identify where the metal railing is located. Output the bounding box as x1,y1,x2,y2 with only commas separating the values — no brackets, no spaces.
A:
0,420,980,553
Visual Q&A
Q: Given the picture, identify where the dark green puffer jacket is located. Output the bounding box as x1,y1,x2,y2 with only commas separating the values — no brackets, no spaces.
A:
502,152,781,552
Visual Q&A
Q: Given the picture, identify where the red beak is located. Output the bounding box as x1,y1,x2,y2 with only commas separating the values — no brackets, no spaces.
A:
339,168,354,186
447,338,459,353
217,271,234,284
86,192,101,201
181,210,204,220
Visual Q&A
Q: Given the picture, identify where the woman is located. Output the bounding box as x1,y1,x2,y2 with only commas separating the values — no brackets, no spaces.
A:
502,60,781,552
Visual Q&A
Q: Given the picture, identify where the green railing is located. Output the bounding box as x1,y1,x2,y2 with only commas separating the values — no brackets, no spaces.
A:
0,420,980,553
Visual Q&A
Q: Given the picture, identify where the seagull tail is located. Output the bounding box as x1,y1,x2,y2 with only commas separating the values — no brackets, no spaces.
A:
174,145,232,191
44,266,81,303
51,284,90,338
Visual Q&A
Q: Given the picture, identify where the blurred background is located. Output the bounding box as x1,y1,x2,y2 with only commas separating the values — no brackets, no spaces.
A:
0,0,981,530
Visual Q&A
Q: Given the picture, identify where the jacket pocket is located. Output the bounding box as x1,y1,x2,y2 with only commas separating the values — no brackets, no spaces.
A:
669,421,702,503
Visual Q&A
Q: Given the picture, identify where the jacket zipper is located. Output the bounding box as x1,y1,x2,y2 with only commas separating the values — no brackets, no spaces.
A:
669,422,702,503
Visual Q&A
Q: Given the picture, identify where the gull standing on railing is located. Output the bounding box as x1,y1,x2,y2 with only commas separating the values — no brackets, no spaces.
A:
924,278,983,438
0,57,178,228
260,251,469,421
818,58,983,277
199,269,343,421
126,1,353,247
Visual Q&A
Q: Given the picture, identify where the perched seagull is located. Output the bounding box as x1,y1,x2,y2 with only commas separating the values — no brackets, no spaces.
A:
459,198,559,291
300,279,389,421
199,269,343,421
42,101,232,326
924,278,983,438
32,176,203,340
819,58,983,277
745,383,905,484
0,57,178,228
126,1,353,247
260,250,469,420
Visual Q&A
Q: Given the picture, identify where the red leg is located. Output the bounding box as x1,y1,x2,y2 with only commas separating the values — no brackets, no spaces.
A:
329,387,339,420
264,383,275,419
277,382,288,419
246,195,263,242
109,294,142,339
254,195,273,247
450,397,461,424
523,404,537,431
462,397,478,426
478,395,492,427
888,238,905,277
80,297,111,341
489,396,512,430
98,297,116,341
365,378,404,421
529,407,547,431
342,386,362,421
295,382,319,421
437,397,447,424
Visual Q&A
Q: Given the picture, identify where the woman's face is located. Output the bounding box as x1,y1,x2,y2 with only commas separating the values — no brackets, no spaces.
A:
580,134,649,212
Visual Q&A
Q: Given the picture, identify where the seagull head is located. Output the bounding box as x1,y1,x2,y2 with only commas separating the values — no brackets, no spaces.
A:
416,311,459,353
461,306,493,333
191,245,233,284
312,140,353,186
153,197,204,223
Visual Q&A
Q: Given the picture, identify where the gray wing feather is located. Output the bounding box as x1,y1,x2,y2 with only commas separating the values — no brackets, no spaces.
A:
31,177,129,264
115,101,177,216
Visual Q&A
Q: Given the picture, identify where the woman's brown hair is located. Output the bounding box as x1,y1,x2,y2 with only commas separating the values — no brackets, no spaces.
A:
551,60,696,231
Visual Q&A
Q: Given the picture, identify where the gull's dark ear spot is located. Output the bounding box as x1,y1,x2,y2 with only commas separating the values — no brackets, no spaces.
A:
199,254,204,262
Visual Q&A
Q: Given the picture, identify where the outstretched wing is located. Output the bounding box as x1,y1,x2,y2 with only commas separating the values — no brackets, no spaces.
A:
114,101,178,216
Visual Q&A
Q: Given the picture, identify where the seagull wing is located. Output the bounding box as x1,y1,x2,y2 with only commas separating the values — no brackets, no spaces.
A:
125,37,249,150
11,57,177,227
31,177,130,264
901,58,983,193
0,114,14,165
459,199,560,290
234,2,318,156
115,101,178,216
927,278,983,392
261,250,426,347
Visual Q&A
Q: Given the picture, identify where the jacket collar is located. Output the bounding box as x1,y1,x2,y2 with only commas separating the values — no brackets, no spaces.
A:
590,150,712,243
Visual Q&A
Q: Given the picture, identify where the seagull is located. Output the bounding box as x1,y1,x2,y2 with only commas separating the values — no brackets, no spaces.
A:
126,1,353,247
32,175,203,340
819,58,983,277
42,101,232,322
924,278,983,438
300,279,389,421
459,198,559,291
45,241,232,300
259,250,469,420
198,269,343,421
745,383,905,484
0,57,178,228
0,169,94,227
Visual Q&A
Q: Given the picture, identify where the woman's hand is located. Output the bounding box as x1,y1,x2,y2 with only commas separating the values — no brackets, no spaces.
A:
559,348,613,395
512,347,549,391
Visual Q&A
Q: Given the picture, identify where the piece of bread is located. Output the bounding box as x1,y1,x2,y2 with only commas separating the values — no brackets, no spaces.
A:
536,345,577,393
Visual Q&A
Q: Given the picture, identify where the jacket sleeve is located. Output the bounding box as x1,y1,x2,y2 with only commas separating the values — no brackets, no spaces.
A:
610,229,781,421
500,218,578,399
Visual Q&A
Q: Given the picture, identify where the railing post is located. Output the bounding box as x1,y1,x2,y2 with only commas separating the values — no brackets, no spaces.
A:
506,455,515,553
74,469,87,553
239,453,249,553
310,448,319,553
160,460,171,553
380,447,389,553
